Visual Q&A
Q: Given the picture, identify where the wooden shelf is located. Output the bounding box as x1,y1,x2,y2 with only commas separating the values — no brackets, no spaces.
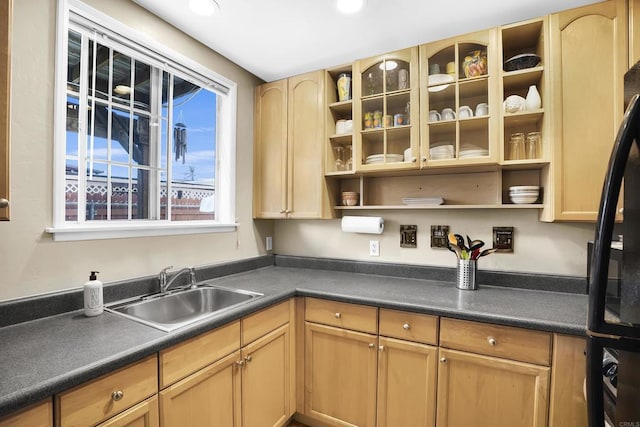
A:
502,67,543,89
329,134,353,145
328,100,353,115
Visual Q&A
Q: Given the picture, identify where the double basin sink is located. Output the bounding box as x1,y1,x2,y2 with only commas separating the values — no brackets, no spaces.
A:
105,284,263,332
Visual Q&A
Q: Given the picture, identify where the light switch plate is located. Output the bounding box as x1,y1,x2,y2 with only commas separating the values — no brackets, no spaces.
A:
266,236,273,251
493,227,514,253
430,225,450,249
400,225,417,248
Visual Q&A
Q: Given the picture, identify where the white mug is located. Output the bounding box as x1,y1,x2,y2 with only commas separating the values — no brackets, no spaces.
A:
442,108,456,121
428,110,441,122
404,147,413,162
475,102,489,116
459,105,473,119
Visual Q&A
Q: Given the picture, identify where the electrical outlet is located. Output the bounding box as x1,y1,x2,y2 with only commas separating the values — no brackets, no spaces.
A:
400,225,417,248
430,225,450,248
369,240,380,256
266,236,273,251
493,227,514,252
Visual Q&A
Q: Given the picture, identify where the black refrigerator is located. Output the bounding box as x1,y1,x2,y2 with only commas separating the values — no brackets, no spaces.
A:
587,61,640,427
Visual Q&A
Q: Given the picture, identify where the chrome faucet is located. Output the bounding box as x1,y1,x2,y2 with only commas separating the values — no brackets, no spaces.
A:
159,266,197,293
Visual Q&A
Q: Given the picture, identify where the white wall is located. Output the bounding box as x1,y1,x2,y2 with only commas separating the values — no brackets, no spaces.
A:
274,209,596,277
0,0,272,301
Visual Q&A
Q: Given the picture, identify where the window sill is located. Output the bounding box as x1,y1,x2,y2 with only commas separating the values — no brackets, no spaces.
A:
45,221,238,241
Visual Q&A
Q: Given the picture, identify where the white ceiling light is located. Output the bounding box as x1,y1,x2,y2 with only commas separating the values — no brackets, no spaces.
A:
336,0,365,14
114,85,132,95
189,0,220,16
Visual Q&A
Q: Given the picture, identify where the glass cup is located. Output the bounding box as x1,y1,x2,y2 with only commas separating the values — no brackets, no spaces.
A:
344,146,353,171
334,146,345,171
526,131,542,159
509,132,525,160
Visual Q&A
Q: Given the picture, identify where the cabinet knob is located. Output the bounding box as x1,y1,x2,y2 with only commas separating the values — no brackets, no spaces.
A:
245,355,252,363
487,337,497,346
0,198,8,208
279,209,286,214
379,345,385,352
421,156,427,162
334,312,341,319
403,323,410,330
111,390,124,402
440,357,447,363
368,343,375,349
236,360,245,367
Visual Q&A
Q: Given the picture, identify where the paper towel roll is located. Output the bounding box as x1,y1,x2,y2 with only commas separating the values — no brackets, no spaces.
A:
341,216,384,234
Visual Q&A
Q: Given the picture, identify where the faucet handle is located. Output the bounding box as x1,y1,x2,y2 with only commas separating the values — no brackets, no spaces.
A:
161,265,174,275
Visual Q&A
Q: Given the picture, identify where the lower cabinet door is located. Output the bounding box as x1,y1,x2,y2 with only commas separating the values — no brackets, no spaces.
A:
436,348,550,427
241,324,292,427
159,351,241,427
97,396,158,427
304,322,377,427
376,337,437,427
0,399,52,427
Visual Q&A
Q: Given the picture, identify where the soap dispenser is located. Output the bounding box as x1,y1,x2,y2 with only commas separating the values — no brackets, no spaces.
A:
83,271,103,317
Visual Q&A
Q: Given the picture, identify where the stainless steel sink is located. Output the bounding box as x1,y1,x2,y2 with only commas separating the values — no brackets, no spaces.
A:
105,284,263,332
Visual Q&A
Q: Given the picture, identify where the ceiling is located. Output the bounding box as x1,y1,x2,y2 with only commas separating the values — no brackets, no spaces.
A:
131,0,601,83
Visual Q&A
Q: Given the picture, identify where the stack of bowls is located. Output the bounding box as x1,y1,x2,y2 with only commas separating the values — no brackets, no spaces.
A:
341,191,359,206
509,186,539,204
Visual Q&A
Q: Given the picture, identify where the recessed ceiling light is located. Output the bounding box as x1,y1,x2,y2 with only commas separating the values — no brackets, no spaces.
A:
336,0,366,14
189,0,220,16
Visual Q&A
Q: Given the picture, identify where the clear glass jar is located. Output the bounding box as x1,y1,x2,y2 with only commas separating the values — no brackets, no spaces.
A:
509,132,525,160
333,146,345,171
526,131,541,159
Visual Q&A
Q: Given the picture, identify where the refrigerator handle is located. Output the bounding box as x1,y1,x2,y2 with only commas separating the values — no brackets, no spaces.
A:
589,94,640,332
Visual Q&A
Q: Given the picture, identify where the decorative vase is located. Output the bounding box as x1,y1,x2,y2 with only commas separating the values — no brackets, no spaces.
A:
525,85,542,111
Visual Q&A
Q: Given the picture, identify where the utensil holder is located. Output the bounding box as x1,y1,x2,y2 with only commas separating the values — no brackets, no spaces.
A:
457,259,477,290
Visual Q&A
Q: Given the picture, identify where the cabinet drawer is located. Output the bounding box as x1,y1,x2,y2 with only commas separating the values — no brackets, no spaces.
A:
439,318,552,366
242,299,290,346
305,298,377,334
56,355,158,427
379,308,438,345
160,320,240,388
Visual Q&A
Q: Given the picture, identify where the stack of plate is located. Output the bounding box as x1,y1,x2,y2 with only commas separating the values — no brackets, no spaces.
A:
509,185,540,204
365,154,404,165
402,197,445,206
429,144,455,160
459,145,489,159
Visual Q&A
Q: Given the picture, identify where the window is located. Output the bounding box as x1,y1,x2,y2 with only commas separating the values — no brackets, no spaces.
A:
48,0,237,241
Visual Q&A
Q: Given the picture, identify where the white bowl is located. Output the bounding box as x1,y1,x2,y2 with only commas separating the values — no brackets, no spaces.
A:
510,194,539,204
509,185,539,193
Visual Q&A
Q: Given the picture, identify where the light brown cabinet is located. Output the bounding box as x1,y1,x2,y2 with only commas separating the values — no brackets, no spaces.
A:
547,0,627,221
253,70,330,219
159,300,293,427
549,334,587,427
0,399,52,427
159,351,241,426
55,355,158,427
436,318,551,427
97,396,158,427
303,300,440,427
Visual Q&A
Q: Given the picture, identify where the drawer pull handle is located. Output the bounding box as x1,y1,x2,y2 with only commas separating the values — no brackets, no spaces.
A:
488,337,497,346
403,323,410,330
368,343,375,349
245,355,252,363
440,357,447,363
111,390,124,402
334,312,341,319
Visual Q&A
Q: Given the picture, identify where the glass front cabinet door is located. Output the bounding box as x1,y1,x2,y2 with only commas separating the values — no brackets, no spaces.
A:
353,47,419,172
419,29,499,168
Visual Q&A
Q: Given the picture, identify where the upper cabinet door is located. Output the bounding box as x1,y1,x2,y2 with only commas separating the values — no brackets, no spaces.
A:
548,0,627,221
0,0,11,221
420,29,499,168
287,70,327,219
353,47,419,172
253,80,288,219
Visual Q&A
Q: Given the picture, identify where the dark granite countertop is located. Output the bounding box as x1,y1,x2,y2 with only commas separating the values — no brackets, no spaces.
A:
0,264,588,417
